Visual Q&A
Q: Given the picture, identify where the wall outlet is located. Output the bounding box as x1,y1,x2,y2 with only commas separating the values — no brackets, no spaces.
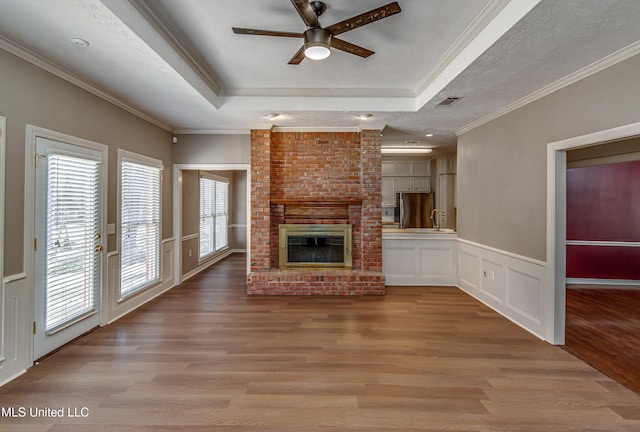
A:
490,271,495,281
188,249,192,257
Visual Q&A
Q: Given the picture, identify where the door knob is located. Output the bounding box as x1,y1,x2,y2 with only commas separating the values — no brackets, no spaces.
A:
95,245,104,252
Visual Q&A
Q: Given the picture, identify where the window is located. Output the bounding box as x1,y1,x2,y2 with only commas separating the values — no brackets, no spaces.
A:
199,174,229,259
119,151,162,298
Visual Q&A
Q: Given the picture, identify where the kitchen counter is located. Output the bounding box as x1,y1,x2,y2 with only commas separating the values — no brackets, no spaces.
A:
382,228,457,286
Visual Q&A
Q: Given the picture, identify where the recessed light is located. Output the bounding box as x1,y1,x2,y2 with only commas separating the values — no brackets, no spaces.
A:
265,113,279,120
357,113,372,120
71,38,90,48
425,133,434,137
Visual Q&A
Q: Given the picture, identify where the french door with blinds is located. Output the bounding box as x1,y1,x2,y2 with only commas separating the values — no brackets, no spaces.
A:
34,137,104,359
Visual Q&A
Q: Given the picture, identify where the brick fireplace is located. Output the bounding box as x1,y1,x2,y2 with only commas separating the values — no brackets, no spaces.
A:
246,129,385,295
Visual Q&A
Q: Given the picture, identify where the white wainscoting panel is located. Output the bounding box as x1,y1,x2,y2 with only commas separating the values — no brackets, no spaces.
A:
0,275,30,386
383,234,457,286
458,249,480,292
457,239,547,340
105,239,175,324
479,258,504,303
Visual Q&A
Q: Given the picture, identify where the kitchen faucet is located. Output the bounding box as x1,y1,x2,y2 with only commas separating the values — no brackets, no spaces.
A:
430,209,439,231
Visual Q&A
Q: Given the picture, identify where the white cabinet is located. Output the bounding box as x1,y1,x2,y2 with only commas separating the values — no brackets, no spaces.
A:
382,161,397,176
411,162,431,176
412,176,430,192
391,176,430,193
437,174,455,229
436,156,456,174
383,231,457,286
393,176,412,192
382,160,431,201
392,161,430,176
436,155,456,229
382,177,396,206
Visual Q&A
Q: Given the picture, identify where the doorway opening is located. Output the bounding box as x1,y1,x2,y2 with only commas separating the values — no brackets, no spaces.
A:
547,121,640,345
172,164,251,285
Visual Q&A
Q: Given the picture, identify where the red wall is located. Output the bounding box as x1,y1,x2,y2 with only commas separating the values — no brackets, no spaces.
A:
566,160,640,280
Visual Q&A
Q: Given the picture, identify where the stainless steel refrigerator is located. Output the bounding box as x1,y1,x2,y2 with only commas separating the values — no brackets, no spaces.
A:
396,192,435,229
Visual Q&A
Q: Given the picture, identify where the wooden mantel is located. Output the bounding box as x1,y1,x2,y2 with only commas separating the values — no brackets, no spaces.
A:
271,199,362,220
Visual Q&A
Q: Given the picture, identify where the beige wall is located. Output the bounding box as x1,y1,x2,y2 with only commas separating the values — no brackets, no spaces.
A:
231,170,247,250
0,49,173,275
457,53,640,261
173,133,250,164
567,136,640,162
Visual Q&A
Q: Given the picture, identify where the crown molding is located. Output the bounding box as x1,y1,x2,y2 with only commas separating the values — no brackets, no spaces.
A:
0,35,173,133
221,87,415,98
273,126,360,133
456,39,640,136
413,0,511,97
129,0,224,95
414,0,541,110
174,129,251,135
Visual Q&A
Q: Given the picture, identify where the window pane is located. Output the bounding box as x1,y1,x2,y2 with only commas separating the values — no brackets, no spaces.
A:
199,177,214,258
46,154,100,330
215,181,228,252
120,160,161,297
199,176,228,258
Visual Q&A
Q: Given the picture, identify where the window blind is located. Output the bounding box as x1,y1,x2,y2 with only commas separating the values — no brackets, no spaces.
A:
45,154,100,331
199,176,228,258
120,160,161,297
215,181,228,251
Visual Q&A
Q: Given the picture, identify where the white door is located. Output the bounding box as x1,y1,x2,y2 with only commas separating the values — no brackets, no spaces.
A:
34,137,104,359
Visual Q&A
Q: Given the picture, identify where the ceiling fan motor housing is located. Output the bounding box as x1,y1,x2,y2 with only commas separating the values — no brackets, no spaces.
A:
304,28,331,60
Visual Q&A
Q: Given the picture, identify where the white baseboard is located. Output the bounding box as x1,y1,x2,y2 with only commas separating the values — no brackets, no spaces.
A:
181,249,233,282
567,278,640,287
0,369,27,387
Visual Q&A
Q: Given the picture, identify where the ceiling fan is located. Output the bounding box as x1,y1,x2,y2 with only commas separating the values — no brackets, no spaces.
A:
232,0,401,64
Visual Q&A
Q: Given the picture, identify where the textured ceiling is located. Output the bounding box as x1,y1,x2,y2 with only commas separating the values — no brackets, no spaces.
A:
1,0,640,153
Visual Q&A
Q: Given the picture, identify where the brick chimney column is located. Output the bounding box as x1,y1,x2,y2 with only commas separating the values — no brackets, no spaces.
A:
360,129,383,272
249,129,272,272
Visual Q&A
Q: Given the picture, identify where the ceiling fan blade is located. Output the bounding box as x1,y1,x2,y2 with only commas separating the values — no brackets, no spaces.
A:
232,27,303,38
325,2,401,36
288,46,306,65
331,37,374,58
290,0,320,28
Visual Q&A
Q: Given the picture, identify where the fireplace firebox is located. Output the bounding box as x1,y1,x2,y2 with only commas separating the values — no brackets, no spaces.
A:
279,224,352,269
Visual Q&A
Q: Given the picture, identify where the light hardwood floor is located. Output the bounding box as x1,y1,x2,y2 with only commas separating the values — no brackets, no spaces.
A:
1,253,640,431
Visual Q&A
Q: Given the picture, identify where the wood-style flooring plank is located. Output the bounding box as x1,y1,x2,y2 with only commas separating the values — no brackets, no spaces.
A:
1,254,639,431
563,287,640,396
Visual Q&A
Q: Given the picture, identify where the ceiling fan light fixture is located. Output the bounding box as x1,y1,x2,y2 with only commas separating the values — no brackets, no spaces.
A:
304,28,331,60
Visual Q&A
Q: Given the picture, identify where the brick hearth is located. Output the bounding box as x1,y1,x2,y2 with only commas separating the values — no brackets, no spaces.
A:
247,129,384,295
